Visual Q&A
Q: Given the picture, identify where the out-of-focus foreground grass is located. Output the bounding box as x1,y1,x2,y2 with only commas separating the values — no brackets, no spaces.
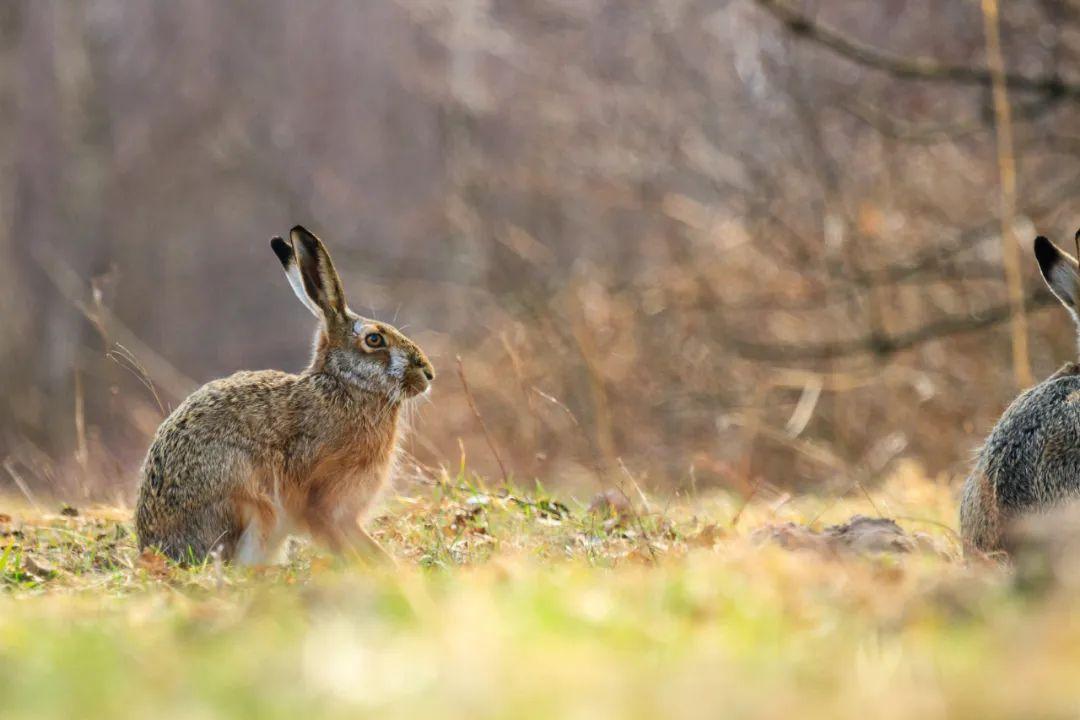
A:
1,463,1075,720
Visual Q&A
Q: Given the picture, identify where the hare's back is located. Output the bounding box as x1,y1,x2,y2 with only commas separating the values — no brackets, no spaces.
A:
155,369,298,440
982,373,1080,512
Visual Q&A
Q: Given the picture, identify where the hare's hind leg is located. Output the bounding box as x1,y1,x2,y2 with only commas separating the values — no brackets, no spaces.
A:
234,518,290,565
326,520,393,567
303,501,393,566
234,520,268,565
232,492,288,566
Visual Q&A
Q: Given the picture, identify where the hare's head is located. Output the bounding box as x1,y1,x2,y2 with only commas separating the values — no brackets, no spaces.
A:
1035,230,1080,333
271,225,434,400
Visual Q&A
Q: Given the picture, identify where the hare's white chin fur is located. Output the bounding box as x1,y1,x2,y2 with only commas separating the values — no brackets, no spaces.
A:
388,347,409,379
325,348,401,397
326,348,428,400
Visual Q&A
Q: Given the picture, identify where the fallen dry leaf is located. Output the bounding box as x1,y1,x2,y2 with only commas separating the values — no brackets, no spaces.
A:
137,548,172,578
687,523,724,548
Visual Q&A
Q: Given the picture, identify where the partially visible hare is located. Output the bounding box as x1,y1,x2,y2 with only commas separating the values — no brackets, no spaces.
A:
135,225,434,564
961,230,1080,554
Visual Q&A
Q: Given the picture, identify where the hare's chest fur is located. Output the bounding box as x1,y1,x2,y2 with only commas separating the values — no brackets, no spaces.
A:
305,448,397,514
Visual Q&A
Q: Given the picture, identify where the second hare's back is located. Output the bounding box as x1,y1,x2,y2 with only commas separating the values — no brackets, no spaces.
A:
962,367,1080,553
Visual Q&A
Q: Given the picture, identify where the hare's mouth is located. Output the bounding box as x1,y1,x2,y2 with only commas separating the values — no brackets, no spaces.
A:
401,367,432,397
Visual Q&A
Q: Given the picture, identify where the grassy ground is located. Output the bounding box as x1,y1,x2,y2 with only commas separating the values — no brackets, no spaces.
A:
1,462,1076,719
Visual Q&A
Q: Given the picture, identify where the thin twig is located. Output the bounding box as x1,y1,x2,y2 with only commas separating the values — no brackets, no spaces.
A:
32,242,196,400
500,332,540,454
107,343,167,416
455,356,509,484
981,0,1031,390
730,475,766,529
891,515,963,545
73,368,90,499
3,460,42,513
616,459,659,563
530,386,581,427
566,307,617,468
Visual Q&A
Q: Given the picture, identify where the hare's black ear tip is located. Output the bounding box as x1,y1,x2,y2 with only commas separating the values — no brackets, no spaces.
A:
1074,227,1080,242
1034,236,1057,264
270,236,292,264
290,224,313,238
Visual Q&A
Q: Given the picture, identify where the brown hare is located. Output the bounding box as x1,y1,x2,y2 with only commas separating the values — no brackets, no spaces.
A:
135,225,434,564
961,230,1080,554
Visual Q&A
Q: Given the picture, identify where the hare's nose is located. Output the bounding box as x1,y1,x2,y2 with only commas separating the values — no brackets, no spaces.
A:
412,355,434,381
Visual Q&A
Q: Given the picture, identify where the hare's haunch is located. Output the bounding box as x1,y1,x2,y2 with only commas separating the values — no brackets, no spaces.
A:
135,226,434,564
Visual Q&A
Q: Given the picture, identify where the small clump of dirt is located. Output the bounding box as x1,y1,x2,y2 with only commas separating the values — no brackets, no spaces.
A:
752,515,940,556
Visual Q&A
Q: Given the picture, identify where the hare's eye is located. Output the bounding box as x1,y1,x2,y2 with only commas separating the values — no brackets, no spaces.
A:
364,332,385,349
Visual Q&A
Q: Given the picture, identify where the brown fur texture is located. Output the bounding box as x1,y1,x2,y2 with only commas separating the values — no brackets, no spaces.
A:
135,226,434,564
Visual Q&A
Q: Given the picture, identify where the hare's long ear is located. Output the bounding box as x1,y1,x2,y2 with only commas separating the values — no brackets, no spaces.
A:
1035,234,1080,321
270,236,322,318
288,225,349,328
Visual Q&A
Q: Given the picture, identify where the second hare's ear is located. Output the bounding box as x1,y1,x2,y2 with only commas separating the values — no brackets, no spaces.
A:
288,225,349,327
271,236,321,318
1035,233,1080,317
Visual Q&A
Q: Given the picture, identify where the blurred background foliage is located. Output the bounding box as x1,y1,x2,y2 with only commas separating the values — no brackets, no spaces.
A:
1,0,1079,500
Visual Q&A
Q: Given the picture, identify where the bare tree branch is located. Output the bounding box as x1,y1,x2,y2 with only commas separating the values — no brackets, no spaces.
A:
753,0,1078,99
729,291,1059,362
843,94,1064,144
